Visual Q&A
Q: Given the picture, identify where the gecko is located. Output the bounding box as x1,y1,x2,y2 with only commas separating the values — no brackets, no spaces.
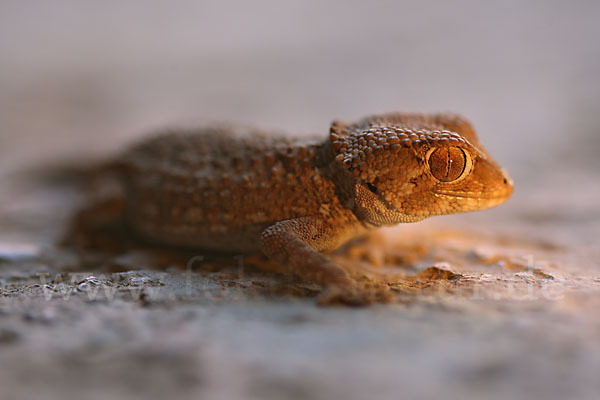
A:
68,113,513,304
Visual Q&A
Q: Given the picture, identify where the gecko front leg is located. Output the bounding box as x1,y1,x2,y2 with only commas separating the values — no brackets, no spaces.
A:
260,217,354,286
260,217,391,305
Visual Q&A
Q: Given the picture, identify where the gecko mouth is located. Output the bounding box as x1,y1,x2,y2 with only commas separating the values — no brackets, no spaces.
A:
434,174,514,201
434,190,512,200
433,186,514,210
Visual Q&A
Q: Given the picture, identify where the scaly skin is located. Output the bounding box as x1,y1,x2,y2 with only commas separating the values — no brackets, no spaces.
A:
75,113,513,303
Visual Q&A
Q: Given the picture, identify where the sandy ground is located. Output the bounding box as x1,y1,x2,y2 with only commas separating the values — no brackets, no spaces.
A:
1,1,600,399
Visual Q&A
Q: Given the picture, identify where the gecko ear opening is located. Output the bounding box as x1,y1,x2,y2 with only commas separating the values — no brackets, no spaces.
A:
365,181,378,194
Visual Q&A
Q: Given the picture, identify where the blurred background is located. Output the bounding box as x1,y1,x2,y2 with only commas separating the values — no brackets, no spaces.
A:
1,0,599,180
1,1,600,400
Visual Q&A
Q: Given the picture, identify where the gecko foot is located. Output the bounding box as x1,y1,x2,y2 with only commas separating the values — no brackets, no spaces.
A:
317,282,394,307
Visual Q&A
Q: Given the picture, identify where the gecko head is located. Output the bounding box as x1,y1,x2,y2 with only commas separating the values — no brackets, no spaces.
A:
330,113,513,226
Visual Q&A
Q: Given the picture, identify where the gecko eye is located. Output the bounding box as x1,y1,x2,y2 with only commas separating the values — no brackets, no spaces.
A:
427,147,469,182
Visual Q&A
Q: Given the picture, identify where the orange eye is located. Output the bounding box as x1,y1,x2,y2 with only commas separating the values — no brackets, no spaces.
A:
428,147,468,182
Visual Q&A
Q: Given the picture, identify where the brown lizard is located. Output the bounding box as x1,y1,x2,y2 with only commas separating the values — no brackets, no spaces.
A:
68,113,513,304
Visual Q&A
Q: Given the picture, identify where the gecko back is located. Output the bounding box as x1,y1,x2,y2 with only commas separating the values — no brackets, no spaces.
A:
119,126,340,251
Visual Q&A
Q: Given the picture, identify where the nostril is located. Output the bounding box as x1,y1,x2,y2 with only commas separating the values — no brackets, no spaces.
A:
503,178,508,185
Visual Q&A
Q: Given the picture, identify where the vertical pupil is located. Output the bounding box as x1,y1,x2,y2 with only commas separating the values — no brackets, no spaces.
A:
428,147,467,182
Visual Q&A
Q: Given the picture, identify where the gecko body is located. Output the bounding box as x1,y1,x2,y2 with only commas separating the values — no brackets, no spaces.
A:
74,113,513,302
